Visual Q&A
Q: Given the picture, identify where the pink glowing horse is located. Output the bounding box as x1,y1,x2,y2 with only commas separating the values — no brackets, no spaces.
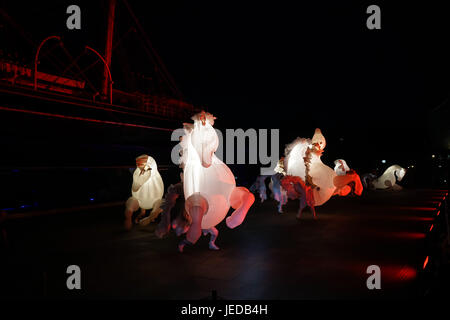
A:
283,129,363,218
175,111,255,252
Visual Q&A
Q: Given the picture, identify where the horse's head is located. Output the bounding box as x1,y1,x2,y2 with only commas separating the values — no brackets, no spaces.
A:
191,110,216,127
172,209,192,236
189,111,219,168
395,167,406,181
136,154,157,178
334,159,350,175
312,128,326,151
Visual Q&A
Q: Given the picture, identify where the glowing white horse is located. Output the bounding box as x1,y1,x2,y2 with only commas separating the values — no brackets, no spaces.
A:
283,129,363,218
124,155,164,230
177,111,255,252
334,159,351,176
372,165,406,190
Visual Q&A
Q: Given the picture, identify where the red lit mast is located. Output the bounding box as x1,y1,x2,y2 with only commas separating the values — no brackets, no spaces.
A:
102,0,116,101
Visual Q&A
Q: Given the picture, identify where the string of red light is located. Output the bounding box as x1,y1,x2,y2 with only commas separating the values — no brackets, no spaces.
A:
0,105,174,132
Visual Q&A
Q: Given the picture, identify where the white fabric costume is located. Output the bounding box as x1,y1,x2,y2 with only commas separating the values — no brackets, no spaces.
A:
372,165,406,190
181,116,235,229
131,156,164,210
334,159,350,176
284,129,363,207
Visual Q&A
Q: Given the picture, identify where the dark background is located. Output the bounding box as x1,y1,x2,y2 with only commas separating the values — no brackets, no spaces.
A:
0,1,448,211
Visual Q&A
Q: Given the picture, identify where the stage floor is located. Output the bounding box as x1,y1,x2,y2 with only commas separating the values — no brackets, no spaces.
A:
1,189,448,299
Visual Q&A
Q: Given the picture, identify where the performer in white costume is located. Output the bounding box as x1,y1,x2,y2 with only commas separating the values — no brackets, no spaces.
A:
372,165,406,190
176,111,255,252
124,155,164,230
283,129,363,218
334,159,351,176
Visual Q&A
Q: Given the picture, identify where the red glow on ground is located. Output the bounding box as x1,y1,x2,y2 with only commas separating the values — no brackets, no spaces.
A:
437,211,440,216
387,232,426,240
429,224,434,231
418,217,434,222
382,265,417,282
403,217,434,222
397,207,436,211
423,256,429,269
396,266,417,281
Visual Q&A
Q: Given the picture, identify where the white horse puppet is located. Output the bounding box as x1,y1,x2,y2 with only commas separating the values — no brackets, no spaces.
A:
283,129,363,218
372,165,406,190
177,111,255,252
334,159,351,176
124,155,164,230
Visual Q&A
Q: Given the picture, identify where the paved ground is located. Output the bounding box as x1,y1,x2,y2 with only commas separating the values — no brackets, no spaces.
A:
0,188,448,299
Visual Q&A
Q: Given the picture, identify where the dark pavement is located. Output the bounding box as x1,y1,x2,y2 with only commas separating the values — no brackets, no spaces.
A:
0,189,448,299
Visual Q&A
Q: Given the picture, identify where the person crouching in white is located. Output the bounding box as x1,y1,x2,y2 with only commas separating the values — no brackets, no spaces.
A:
124,155,164,230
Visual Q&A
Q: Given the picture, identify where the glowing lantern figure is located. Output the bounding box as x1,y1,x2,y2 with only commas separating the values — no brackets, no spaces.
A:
124,155,164,230
334,159,351,176
283,129,363,218
176,111,255,252
372,165,406,190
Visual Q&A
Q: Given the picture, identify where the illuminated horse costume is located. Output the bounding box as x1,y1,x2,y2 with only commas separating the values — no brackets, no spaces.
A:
282,129,363,218
124,155,164,230
175,111,255,252
334,159,351,176
372,165,406,190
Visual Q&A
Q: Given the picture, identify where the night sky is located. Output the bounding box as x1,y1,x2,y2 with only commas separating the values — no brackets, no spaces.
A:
1,1,449,172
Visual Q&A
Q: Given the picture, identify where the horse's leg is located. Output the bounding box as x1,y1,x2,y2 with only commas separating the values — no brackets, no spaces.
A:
148,199,163,222
311,205,317,219
173,214,190,237
259,176,268,203
203,227,220,250
296,197,306,220
135,208,146,224
260,185,267,203
156,185,181,238
351,173,364,195
179,193,208,252
226,187,255,229
124,197,139,230
155,206,171,238
273,182,284,213
277,200,283,213
276,189,284,213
